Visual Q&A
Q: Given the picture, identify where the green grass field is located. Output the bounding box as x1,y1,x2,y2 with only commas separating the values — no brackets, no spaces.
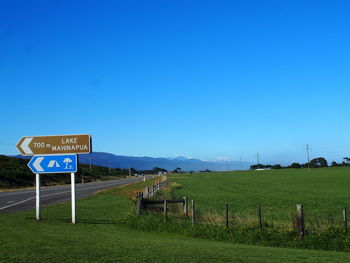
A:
2,169,350,262
128,167,350,251
168,167,350,224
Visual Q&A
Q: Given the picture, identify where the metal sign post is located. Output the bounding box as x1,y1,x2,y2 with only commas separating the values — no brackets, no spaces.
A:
71,173,76,224
36,173,41,220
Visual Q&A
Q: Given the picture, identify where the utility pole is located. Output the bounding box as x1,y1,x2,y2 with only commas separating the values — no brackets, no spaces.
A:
89,157,92,172
240,157,242,170
256,153,260,167
306,145,310,173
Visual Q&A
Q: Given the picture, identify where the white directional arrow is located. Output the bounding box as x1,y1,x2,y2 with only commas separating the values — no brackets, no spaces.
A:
20,137,33,154
33,157,44,172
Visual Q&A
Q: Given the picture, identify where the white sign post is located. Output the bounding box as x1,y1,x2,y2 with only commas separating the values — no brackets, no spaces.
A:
71,172,76,224
36,173,41,220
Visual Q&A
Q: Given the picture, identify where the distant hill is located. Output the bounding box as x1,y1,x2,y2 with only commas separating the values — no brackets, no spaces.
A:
12,152,251,171
0,155,128,189
77,152,251,171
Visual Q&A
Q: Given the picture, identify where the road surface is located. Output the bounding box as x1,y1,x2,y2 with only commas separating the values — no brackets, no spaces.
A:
0,177,143,214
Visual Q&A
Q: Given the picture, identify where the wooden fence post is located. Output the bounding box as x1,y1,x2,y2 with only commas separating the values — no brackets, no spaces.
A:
192,200,195,226
232,208,234,226
257,204,262,229
183,197,188,217
164,199,167,222
296,204,304,240
343,207,348,234
225,203,229,228
136,193,142,216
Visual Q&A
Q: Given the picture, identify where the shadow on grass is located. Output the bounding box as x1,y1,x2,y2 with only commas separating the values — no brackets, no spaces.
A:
23,217,124,225
54,218,124,225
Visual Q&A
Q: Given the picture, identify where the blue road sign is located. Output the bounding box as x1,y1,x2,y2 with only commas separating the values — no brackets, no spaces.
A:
28,154,77,174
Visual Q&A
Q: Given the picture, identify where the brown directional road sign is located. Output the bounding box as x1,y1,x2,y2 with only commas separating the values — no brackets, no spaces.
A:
16,134,91,156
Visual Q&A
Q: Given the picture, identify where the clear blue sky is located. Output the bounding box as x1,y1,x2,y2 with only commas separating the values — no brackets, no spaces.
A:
1,0,350,165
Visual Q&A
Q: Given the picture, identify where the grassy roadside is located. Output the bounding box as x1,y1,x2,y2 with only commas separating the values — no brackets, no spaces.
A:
1,178,350,262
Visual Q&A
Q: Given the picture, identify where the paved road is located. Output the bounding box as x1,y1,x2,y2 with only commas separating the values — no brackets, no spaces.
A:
0,177,143,214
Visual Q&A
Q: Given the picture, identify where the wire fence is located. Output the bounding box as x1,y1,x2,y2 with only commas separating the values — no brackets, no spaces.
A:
136,193,350,236
130,177,350,251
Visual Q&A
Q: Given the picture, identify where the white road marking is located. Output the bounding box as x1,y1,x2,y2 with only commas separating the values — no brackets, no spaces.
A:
0,179,134,197
0,180,136,211
0,197,35,211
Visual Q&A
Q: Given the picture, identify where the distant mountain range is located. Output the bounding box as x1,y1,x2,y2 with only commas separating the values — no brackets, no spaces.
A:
13,152,251,171
78,152,251,171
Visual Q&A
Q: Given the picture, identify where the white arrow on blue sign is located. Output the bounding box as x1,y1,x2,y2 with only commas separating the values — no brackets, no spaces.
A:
28,154,77,174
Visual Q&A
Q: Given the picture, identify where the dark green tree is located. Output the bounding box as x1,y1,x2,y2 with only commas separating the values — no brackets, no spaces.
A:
172,167,182,173
331,161,339,167
272,164,282,169
152,167,167,173
289,162,301,169
310,157,328,168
